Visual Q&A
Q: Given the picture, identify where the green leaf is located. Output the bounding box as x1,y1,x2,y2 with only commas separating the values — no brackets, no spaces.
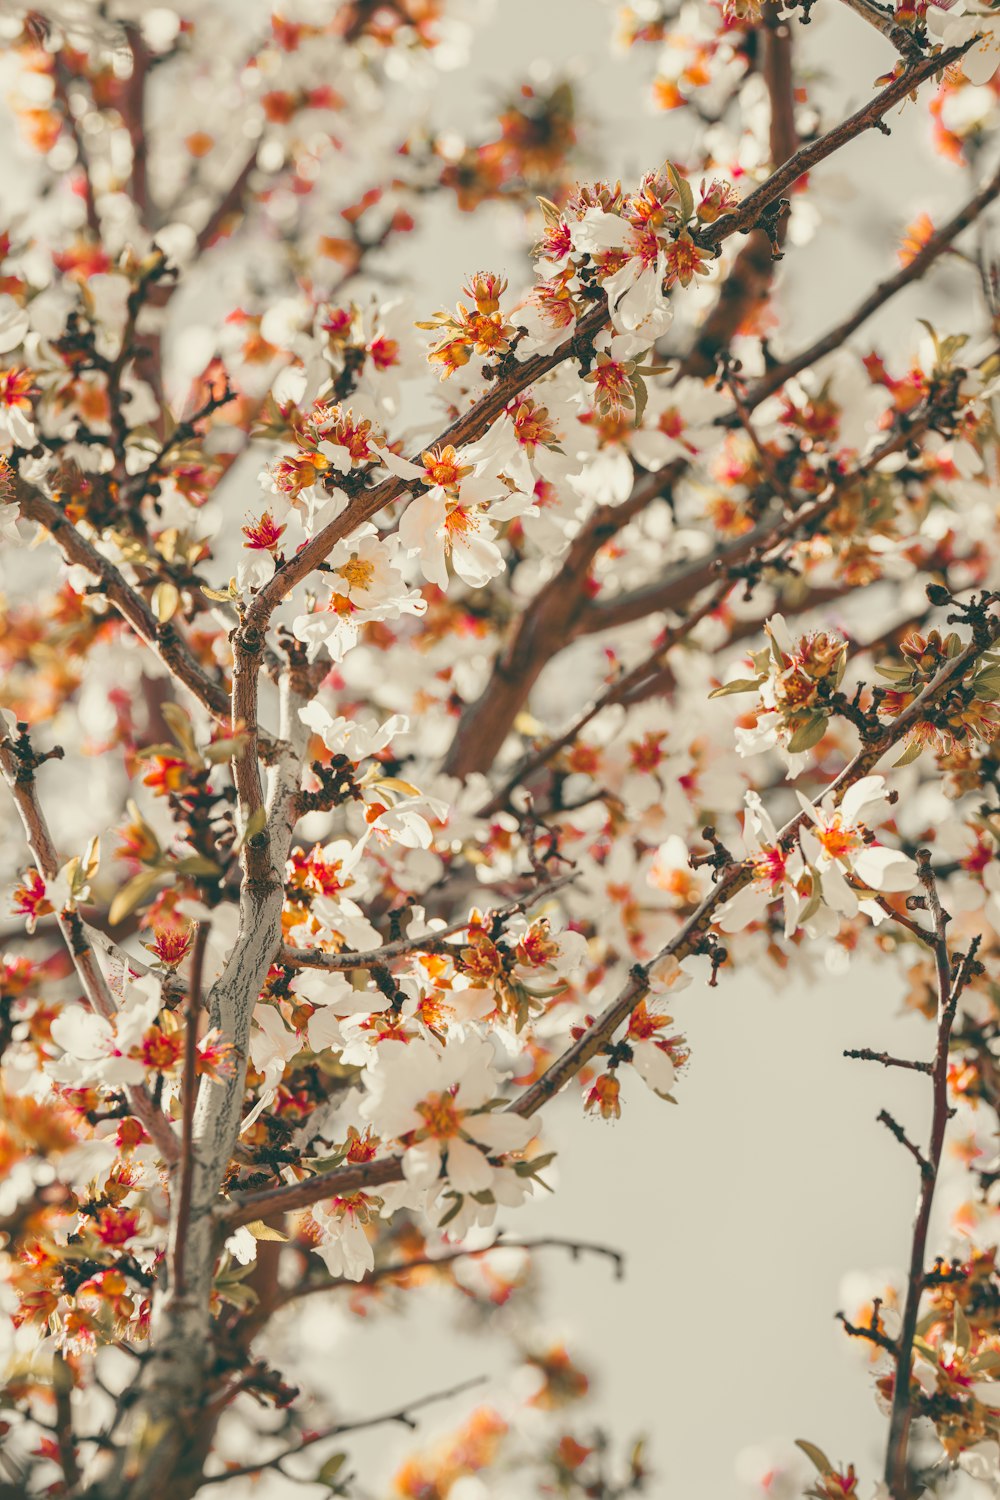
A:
874,663,913,682
631,371,648,428
665,161,694,222
892,739,923,768
795,1440,834,1477
786,716,828,754
161,703,201,763
316,1454,347,1487
202,734,249,764
708,677,761,699
971,668,1000,697
109,869,160,926
437,1193,465,1228
233,805,269,853
173,854,223,878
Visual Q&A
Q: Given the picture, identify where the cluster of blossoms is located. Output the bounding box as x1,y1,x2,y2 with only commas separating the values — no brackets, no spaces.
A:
4,1,1000,1498
714,614,851,763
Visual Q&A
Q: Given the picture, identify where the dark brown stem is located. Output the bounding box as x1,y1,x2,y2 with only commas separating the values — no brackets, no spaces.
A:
442,466,678,778
743,158,1000,411
882,865,970,1497
200,1375,488,1487
122,26,151,224
702,44,971,249
51,52,101,239
844,1048,932,1074
15,483,232,724
172,923,209,1300
260,1232,625,1326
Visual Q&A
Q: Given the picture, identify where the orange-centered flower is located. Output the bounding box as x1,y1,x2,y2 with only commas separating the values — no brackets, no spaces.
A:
420,444,473,488
416,1090,462,1139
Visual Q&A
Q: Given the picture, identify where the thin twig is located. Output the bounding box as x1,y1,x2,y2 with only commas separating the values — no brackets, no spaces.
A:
882,865,977,1497
844,1048,932,1074
281,873,578,972
200,1374,488,1486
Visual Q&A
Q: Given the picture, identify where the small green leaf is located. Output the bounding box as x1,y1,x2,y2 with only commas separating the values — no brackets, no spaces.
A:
665,161,694,222
316,1453,347,1487
795,1440,834,1477
161,703,201,762
786,716,828,754
173,854,223,878
893,740,923,768
708,677,761,699
109,869,160,926
631,371,649,428
874,663,913,682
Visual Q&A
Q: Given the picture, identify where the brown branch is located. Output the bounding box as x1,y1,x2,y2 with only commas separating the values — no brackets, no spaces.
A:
200,1375,488,1487
478,578,730,816
263,1232,625,1322
441,464,678,778
14,482,232,724
837,0,928,57
280,872,577,972
230,624,269,887
52,1353,80,1492
882,862,966,1498
223,604,1000,1230
121,26,151,224
844,1048,932,1074
837,1304,899,1356
171,922,208,1300
196,150,260,256
0,733,177,1162
877,1108,931,1175
583,407,932,637
743,158,1000,411
51,53,101,240
680,0,797,378
702,43,971,249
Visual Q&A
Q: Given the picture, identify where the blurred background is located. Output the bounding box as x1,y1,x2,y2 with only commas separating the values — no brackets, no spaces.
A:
0,0,992,1494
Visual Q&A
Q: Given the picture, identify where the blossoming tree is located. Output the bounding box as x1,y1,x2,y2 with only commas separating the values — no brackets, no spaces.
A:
3,0,1000,1495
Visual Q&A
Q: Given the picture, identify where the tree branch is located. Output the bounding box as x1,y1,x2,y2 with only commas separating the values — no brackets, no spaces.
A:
0,733,177,1161
742,158,1000,411
14,482,232,724
882,869,980,1497
200,1374,488,1487
223,599,1000,1229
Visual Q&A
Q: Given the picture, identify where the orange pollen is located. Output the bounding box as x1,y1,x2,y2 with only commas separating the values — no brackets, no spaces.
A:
337,557,375,590
444,505,476,540
421,445,470,487
816,816,860,860
416,1090,462,1139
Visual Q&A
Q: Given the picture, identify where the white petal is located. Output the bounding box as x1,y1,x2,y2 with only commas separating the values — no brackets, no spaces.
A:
446,1136,494,1193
